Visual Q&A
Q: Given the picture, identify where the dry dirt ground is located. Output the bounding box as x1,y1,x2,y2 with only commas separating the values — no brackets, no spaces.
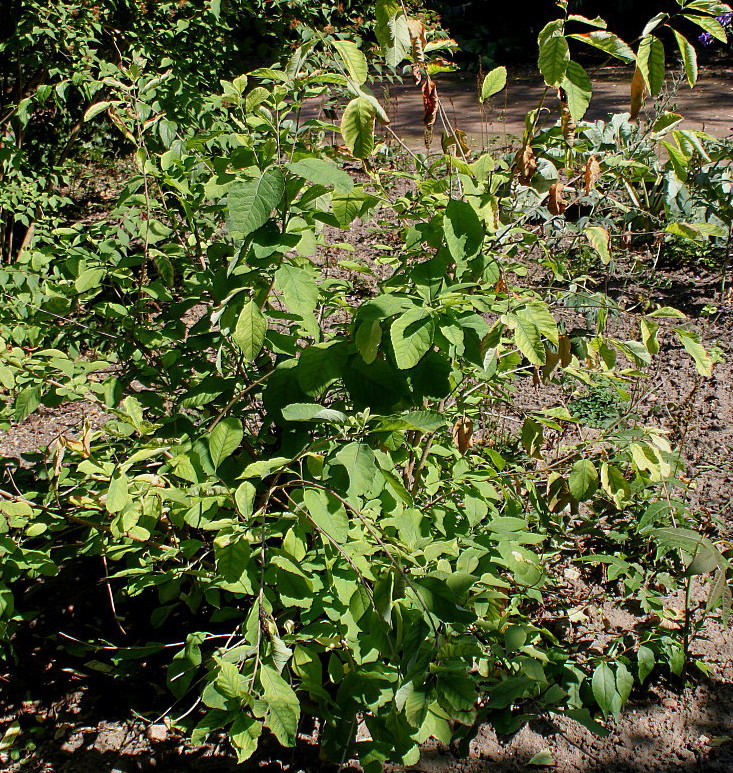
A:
1,69,732,773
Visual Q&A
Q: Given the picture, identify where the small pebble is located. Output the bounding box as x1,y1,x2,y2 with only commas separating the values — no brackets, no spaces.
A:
146,724,168,742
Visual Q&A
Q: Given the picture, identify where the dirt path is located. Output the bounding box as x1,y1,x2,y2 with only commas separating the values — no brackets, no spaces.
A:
368,66,733,148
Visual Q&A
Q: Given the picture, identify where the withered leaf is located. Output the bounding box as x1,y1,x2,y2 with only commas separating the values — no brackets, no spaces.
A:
630,65,646,122
407,19,426,65
515,144,537,184
452,416,474,453
422,77,438,127
584,154,601,194
547,182,567,216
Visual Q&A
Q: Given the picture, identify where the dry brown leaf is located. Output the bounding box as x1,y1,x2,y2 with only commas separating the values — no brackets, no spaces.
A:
584,154,602,195
422,77,438,127
561,109,576,147
547,182,567,216
408,19,426,64
630,65,646,122
558,87,576,147
452,416,474,453
515,144,537,184
412,62,422,85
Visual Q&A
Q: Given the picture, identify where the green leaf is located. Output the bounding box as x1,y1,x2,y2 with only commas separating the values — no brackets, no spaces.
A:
614,662,634,712
274,264,319,319
561,60,592,122
106,471,129,514
13,386,42,423
642,12,668,37
331,189,381,228
235,481,256,519
259,665,300,747
515,301,558,345
333,40,368,85
167,634,203,699
637,35,665,97
227,168,285,237
209,417,244,468
637,645,655,683
376,410,447,433
480,66,507,101
706,568,732,624
592,662,617,718
520,417,544,459
684,13,728,43
280,403,346,423
562,708,610,736
75,267,105,293
672,30,698,87
651,527,723,573
506,314,545,365
528,749,555,766
216,538,250,585
0,721,21,754
390,308,434,370
674,328,713,377
83,101,112,121
286,158,353,192
333,442,380,497
356,319,382,364
216,660,250,702
568,31,635,62
341,98,376,159
585,226,611,265
303,488,349,544
538,33,570,87
666,221,724,241
233,300,267,361
567,14,607,28
443,199,484,265
661,143,691,181
375,0,411,68
569,459,598,501
229,715,261,763
297,343,344,396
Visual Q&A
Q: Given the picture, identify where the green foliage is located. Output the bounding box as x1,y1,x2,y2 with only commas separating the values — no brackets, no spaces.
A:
0,2,732,770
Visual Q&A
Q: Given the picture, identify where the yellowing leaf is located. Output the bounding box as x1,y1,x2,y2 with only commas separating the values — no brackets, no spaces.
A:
333,40,368,85
585,226,611,264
